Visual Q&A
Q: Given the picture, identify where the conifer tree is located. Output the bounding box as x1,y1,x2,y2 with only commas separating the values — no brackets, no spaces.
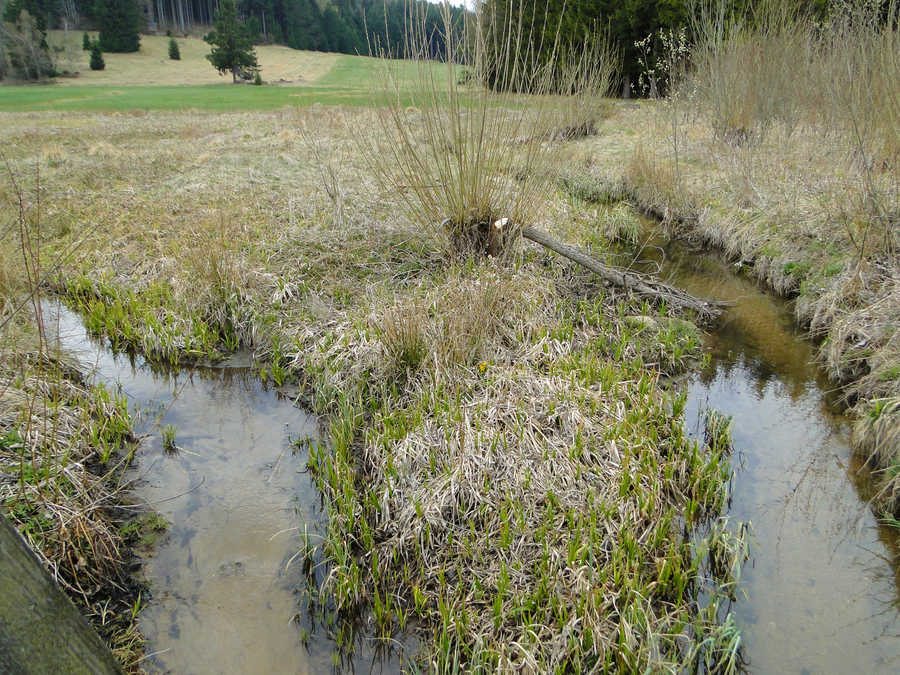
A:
96,0,140,53
168,37,180,60
0,9,55,80
89,43,104,70
2,0,58,34
204,0,258,83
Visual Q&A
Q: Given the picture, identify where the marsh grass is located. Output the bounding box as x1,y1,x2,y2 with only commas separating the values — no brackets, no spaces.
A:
853,396,900,513
302,272,747,669
161,424,178,454
291,251,745,669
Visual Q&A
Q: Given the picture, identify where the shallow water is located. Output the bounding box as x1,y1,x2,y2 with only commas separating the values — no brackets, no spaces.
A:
620,234,900,672
44,228,900,673
42,300,399,674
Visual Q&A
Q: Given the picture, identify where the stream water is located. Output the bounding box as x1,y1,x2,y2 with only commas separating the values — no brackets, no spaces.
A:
43,301,383,674
43,225,900,673
618,232,900,672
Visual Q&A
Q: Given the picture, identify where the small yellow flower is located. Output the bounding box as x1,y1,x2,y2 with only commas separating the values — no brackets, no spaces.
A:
478,361,487,373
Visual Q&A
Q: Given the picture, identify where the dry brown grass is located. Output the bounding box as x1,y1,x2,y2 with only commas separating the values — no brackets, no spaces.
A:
47,32,340,86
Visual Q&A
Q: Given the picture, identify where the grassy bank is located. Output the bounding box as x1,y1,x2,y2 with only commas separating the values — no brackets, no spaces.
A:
0,304,151,669
1,98,750,670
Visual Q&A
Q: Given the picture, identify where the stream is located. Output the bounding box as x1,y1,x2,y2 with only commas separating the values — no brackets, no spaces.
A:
43,222,900,672
43,301,401,673
618,230,900,672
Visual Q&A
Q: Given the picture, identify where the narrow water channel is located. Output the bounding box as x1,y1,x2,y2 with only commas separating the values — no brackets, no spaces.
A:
619,231,900,672
42,300,382,674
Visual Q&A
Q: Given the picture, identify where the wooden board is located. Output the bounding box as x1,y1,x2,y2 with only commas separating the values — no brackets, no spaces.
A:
0,516,122,674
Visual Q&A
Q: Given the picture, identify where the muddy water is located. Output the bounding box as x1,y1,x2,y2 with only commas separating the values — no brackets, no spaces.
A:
42,300,349,674
619,233,900,672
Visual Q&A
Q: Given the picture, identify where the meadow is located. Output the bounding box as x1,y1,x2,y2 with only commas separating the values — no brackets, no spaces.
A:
1,11,898,672
0,34,444,111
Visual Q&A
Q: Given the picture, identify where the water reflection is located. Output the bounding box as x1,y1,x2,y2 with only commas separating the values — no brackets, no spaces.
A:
628,230,899,672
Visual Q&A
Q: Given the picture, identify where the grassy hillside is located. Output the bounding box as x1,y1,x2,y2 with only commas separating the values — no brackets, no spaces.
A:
48,32,341,86
0,35,443,112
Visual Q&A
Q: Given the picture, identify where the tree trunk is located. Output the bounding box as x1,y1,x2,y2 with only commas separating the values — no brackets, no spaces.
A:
520,225,727,320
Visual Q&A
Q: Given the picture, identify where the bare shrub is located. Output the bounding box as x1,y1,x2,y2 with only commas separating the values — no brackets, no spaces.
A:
687,0,816,139
358,2,618,259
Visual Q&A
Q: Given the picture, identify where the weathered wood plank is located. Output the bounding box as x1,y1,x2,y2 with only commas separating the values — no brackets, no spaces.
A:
0,515,122,675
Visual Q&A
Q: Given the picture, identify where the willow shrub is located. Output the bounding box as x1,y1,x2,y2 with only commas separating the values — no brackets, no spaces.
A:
358,1,618,259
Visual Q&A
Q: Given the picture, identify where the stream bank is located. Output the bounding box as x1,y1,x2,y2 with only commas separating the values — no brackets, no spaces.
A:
43,299,408,673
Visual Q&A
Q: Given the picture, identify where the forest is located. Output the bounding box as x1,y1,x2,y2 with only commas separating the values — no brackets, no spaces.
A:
1,0,835,78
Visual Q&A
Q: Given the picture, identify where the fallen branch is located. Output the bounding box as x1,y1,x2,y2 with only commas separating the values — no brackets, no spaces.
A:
519,224,728,320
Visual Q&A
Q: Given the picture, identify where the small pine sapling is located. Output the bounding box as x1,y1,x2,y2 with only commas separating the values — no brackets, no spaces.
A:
168,37,180,60
90,44,105,71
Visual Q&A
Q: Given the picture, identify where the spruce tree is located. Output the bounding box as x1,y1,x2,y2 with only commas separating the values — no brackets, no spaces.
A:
89,43,105,70
168,37,180,60
1,10,55,80
96,0,140,53
204,0,258,84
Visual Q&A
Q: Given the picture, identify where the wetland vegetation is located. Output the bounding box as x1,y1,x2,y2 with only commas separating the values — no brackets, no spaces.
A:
1,1,898,672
